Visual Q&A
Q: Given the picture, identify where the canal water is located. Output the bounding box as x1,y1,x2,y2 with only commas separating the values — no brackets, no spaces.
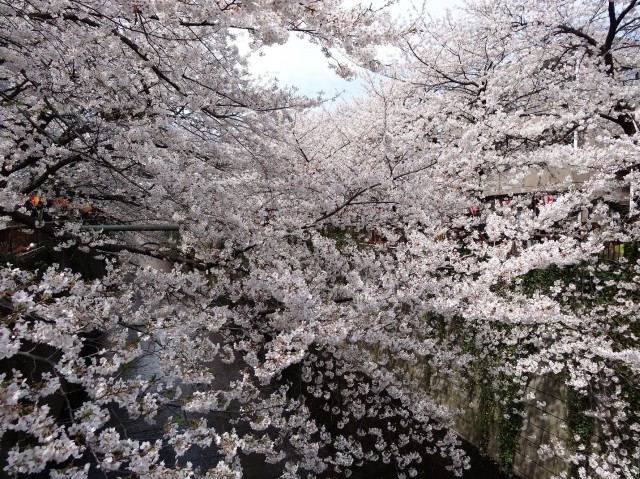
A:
96,335,509,479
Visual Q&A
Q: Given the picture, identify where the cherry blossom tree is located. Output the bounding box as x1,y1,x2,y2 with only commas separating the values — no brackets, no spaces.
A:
1,1,467,478
262,0,640,476
328,0,640,476
1,0,639,478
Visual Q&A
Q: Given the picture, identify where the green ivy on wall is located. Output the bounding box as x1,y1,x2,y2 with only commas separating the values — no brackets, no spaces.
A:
566,386,594,479
423,312,524,475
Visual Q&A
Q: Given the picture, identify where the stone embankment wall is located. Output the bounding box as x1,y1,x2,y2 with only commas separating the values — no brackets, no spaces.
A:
426,371,571,479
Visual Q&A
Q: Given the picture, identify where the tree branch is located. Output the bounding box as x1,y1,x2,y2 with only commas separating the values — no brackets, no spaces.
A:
20,155,84,194
556,24,598,46
113,30,185,96
309,183,382,226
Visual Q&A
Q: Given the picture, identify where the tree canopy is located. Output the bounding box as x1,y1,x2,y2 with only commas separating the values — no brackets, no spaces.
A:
1,1,639,478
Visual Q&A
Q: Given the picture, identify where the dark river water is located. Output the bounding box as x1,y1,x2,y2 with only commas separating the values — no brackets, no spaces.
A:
93,337,509,479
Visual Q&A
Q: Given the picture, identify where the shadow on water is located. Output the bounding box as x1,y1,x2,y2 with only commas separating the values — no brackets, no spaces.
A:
342,440,508,479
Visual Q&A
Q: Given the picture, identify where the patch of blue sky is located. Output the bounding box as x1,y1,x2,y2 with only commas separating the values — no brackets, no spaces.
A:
248,0,463,100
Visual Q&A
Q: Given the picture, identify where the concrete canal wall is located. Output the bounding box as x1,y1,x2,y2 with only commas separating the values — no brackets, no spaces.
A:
426,370,571,479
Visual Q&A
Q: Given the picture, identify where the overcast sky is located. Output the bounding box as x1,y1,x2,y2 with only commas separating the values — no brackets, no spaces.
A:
248,0,464,99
